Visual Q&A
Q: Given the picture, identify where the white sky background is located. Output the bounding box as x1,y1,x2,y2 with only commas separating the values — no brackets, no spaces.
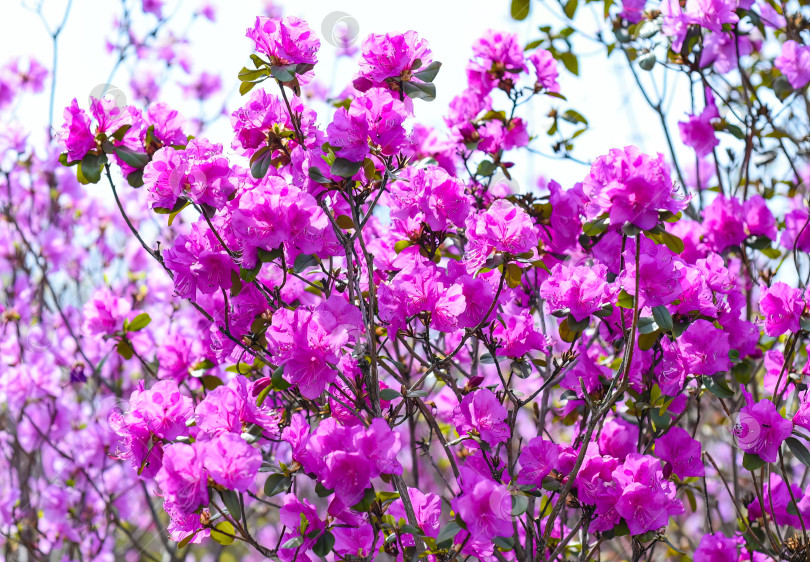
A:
0,0,694,191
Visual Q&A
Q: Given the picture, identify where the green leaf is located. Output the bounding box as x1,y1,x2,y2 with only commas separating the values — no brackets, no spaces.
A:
582,217,608,236
493,536,515,551
238,66,268,82
379,388,402,401
293,253,319,273
414,61,442,82
239,81,257,96
617,289,634,309
127,168,145,188
511,0,531,20
566,313,590,332
250,146,274,179
394,240,413,254
638,51,656,71
703,374,734,399
220,489,242,521
477,160,497,176
202,375,223,391
561,109,588,125
785,437,810,467
564,0,578,18
743,452,766,471
505,263,523,289
480,353,497,364
331,157,363,178
272,365,291,391
350,487,376,512
313,531,335,558
638,329,659,351
511,494,529,516
559,52,579,76
114,146,150,169
281,535,303,550
270,65,295,82
116,339,133,359
125,312,151,332
401,80,437,101
315,482,334,497
559,317,578,343
78,152,108,184
240,263,262,283
725,123,745,139
264,473,292,497
661,231,685,254
651,306,673,332
436,522,462,547
210,521,235,545
308,166,332,185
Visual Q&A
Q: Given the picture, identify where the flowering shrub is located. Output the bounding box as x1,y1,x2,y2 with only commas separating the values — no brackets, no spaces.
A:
3,0,810,559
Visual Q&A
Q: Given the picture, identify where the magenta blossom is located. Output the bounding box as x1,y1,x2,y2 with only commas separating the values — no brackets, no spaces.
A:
734,394,793,462
246,16,320,67
759,281,804,337
353,31,432,93
539,261,616,322
452,389,510,446
775,40,810,90
654,427,705,478
201,433,262,492
582,146,686,230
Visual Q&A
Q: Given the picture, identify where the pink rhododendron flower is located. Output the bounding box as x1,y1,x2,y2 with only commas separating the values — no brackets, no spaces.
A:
353,31,431,93
452,389,510,446
246,16,320,67
582,146,686,230
201,433,262,492
678,88,720,157
759,281,804,337
655,426,705,478
775,40,810,90
540,261,616,321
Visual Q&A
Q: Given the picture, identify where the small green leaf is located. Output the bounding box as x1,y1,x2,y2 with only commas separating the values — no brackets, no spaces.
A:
126,313,151,332
78,152,108,184
210,521,235,545
703,374,734,399
511,0,531,20
743,452,766,471
331,157,363,178
313,531,335,557
250,146,274,179
785,437,810,467
414,61,442,82
402,80,437,101
272,365,291,391
350,487,376,512
661,231,685,254
511,494,529,516
202,375,223,391
264,473,292,497
436,522,462,546
220,489,242,521
116,339,133,359
617,289,634,309
638,51,656,71
293,253,319,273
379,388,402,401
651,306,673,332
270,65,296,82
114,146,150,169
